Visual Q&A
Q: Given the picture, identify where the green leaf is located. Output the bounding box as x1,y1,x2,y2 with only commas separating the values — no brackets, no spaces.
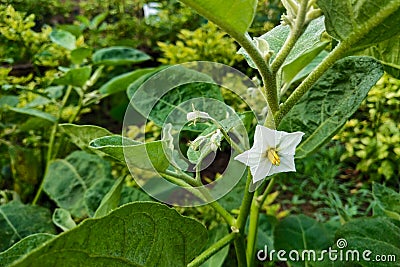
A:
24,96,51,108
361,36,400,78
54,66,92,87
50,29,76,50
8,146,41,202
201,225,229,267
0,233,55,266
99,68,157,96
70,47,92,65
317,0,400,50
291,50,329,85
238,16,326,69
43,151,112,219
319,217,400,266
92,46,151,66
0,95,19,109
84,179,115,217
0,201,56,252
59,124,112,151
94,177,124,218
8,107,56,122
274,215,335,264
179,0,257,35
127,65,223,127
372,183,400,220
89,135,170,172
11,202,208,267
90,12,108,30
57,24,83,38
119,186,152,205
281,42,328,86
52,208,76,232
279,57,384,158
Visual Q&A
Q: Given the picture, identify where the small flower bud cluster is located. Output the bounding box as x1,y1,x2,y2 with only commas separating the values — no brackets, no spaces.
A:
189,129,223,153
210,129,223,152
281,0,322,27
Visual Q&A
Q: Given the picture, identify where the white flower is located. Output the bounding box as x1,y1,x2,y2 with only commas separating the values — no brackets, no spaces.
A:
234,125,304,183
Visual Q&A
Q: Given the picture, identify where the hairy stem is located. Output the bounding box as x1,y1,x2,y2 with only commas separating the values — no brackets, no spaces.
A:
234,34,279,114
275,0,400,126
271,0,309,74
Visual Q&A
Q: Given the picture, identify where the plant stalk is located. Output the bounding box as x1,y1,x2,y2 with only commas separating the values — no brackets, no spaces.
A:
32,85,73,204
188,232,237,267
275,0,400,126
270,0,310,74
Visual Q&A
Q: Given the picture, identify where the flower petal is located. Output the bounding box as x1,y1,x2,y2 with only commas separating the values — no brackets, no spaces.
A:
234,149,263,166
278,131,304,155
253,125,276,151
250,159,273,183
268,154,296,176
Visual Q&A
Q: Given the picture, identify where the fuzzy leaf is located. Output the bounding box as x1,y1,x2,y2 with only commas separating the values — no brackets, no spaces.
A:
318,217,400,266
59,124,112,151
99,68,158,96
43,151,112,219
0,201,56,252
94,177,124,218
126,65,223,127
179,0,257,35
11,202,207,267
89,135,169,172
372,183,400,220
317,0,400,50
0,233,55,266
238,16,326,70
92,46,151,66
279,57,384,158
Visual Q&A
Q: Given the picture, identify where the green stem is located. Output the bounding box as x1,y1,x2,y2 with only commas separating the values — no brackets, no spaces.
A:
258,177,276,208
245,177,276,266
234,236,248,267
231,170,254,267
32,86,73,204
275,0,400,126
211,118,244,153
270,0,309,74
188,232,237,267
234,34,279,114
69,92,83,123
236,170,254,229
246,191,259,267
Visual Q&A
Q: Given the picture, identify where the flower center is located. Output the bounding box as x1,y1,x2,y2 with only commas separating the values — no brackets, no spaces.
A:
266,148,280,166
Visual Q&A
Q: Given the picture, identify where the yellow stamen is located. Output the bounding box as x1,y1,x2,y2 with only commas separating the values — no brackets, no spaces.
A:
267,148,280,166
